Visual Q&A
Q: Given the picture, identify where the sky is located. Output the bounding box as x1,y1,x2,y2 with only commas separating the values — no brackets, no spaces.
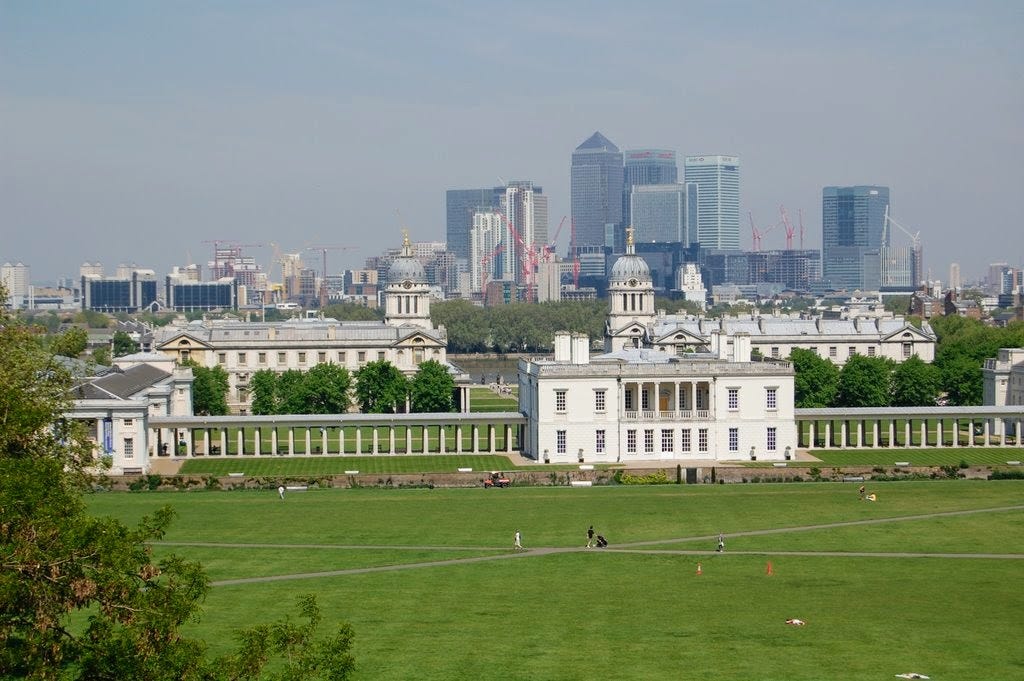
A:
2,1,1022,285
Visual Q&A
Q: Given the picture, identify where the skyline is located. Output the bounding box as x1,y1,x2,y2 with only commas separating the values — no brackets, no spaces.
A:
2,1,1022,284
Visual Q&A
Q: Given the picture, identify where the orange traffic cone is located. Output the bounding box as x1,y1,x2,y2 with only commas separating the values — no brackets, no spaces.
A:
696,562,703,575
766,561,774,576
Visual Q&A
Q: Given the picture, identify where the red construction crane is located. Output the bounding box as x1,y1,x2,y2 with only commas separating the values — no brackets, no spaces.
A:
542,216,567,262
305,245,356,309
779,205,796,251
749,213,780,252
495,211,538,302
480,243,505,292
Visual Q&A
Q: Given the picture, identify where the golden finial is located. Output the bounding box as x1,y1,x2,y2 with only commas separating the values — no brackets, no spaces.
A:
626,225,635,250
402,229,410,248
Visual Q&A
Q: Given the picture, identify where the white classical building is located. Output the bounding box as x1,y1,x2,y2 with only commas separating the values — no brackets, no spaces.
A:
70,358,194,474
983,348,1024,408
520,231,797,463
152,234,458,414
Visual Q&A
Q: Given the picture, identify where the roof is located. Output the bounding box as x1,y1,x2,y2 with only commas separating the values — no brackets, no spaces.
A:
72,363,171,400
575,131,619,153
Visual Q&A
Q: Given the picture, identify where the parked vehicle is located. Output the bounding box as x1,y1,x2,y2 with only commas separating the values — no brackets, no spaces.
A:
483,471,510,488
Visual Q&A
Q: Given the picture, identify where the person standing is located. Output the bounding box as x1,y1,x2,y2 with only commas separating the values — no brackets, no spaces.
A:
278,485,285,500
514,530,523,550
586,525,595,548
717,532,725,552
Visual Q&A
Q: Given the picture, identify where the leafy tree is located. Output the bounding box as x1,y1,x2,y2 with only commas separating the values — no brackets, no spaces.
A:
303,362,353,414
187,362,230,415
410,360,455,412
836,354,894,407
250,369,279,415
789,348,839,408
0,286,356,679
112,329,139,357
355,360,408,413
322,302,384,321
92,345,111,366
883,295,911,315
939,353,984,406
891,354,942,406
74,309,111,329
50,326,88,358
276,369,310,415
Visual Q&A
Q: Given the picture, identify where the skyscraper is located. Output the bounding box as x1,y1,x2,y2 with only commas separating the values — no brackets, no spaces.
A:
629,184,692,244
571,131,623,251
822,185,890,290
683,155,740,250
623,149,677,224
446,188,502,261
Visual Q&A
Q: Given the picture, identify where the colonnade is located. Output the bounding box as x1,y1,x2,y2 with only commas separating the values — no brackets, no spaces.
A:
621,379,713,420
797,409,1024,449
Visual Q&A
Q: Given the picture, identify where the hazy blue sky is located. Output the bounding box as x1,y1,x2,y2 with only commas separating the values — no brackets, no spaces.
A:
2,1,1021,284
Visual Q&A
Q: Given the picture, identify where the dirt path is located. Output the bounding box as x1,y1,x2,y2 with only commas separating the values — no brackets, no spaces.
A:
166,504,1023,587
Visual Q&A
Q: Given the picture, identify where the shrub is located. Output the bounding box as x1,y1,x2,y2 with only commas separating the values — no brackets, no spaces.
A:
989,470,1024,480
617,470,671,485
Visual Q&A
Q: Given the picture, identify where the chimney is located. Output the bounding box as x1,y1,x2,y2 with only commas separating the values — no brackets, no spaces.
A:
554,331,571,362
571,333,590,365
734,332,751,362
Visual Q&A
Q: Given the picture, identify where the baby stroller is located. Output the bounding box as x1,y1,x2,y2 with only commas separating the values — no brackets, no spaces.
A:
595,535,608,548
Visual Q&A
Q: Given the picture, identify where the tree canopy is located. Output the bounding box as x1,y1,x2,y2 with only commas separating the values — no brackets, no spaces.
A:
112,329,139,357
789,348,839,408
0,286,355,679
49,326,88,358
835,354,895,408
187,362,230,416
409,360,455,413
354,360,408,413
891,355,942,407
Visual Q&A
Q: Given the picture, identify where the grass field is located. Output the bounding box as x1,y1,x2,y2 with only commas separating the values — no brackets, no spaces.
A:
85,481,1024,680
807,447,1024,467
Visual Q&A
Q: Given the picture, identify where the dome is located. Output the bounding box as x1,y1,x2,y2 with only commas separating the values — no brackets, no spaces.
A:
609,253,651,284
387,255,427,285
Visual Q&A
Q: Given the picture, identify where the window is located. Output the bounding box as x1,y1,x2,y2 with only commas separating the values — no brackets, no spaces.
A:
556,430,566,454
624,390,633,411
555,390,567,413
378,351,386,361
767,427,777,451
810,347,819,355
829,346,837,358
728,388,739,410
238,352,247,366
218,352,227,365
848,347,856,357
338,351,346,362
358,351,366,363
644,429,654,453
661,429,674,452
123,419,133,427
766,387,777,410
277,352,286,365
867,346,876,357
318,351,326,363
596,430,605,453
123,438,134,459
729,427,739,452
903,342,912,358
698,428,708,452
298,352,306,364
627,430,637,453
641,388,650,410
595,390,606,412
771,346,780,358
258,352,267,365
680,429,691,452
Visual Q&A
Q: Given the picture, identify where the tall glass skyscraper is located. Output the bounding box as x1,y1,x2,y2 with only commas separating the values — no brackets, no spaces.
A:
683,155,740,250
630,184,693,245
822,185,890,290
446,188,502,261
571,132,624,250
623,149,677,231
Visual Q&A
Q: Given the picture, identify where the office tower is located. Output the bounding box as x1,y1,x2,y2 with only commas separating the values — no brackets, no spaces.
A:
949,263,961,291
821,185,889,290
683,155,740,250
571,132,623,250
165,276,239,311
446,188,502,261
630,184,693,244
1,261,30,307
624,149,677,222
502,181,549,285
470,211,506,292
81,271,157,312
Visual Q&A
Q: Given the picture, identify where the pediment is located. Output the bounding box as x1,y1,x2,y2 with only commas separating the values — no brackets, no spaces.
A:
880,325,932,342
156,332,213,351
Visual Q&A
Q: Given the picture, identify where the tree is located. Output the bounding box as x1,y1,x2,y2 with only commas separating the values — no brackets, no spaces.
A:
250,369,279,415
188,362,230,415
50,326,88,358
410,360,455,412
836,354,894,407
92,345,111,366
276,369,310,415
303,362,353,414
321,302,384,322
112,329,139,357
939,353,984,406
789,348,839,408
891,355,941,407
0,286,356,679
354,360,408,413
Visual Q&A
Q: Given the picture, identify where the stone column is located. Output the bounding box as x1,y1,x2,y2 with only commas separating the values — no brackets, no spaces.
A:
322,428,329,455
372,428,379,454
237,429,244,456
288,429,295,455
355,428,362,454
406,427,412,454
455,425,463,453
305,428,312,455
489,425,496,452
254,428,261,456
219,429,227,456
472,425,479,453
204,429,211,457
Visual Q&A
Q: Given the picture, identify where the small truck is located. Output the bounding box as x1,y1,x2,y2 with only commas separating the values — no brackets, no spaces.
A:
483,471,511,488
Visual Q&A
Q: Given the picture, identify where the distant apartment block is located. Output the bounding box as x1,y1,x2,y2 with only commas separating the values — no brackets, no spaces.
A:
81,271,158,313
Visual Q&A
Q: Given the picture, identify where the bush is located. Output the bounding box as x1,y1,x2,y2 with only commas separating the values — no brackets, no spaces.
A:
989,469,1024,480
616,470,671,485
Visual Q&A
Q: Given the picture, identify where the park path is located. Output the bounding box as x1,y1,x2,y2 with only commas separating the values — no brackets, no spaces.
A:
151,504,1024,587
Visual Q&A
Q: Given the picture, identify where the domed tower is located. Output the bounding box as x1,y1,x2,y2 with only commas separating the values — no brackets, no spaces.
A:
384,232,432,329
605,227,655,352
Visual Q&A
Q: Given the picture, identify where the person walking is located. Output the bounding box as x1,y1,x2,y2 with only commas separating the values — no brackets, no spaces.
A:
586,525,595,548
717,532,725,552
278,485,285,500
514,530,523,551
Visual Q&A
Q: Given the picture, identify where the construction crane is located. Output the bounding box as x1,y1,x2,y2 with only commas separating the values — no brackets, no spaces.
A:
542,216,568,262
569,218,580,288
749,212,780,252
882,205,923,285
494,211,538,302
779,205,797,251
305,245,357,309
479,243,505,293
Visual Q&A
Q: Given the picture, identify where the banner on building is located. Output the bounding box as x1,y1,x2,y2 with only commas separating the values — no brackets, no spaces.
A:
102,418,113,454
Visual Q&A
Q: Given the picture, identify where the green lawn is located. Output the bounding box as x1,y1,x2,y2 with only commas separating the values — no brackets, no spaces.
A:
85,481,1024,680
807,447,1024,467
